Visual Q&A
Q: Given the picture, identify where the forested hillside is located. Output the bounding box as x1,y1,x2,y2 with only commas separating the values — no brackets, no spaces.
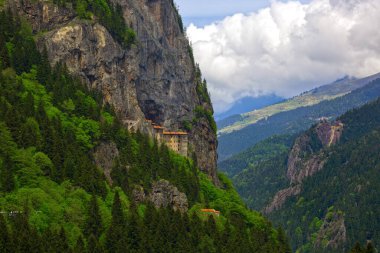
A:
228,96,380,252
0,7,290,253
219,135,295,210
218,77,380,161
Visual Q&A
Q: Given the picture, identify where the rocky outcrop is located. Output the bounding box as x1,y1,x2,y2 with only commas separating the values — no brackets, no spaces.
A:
265,120,343,213
287,120,343,185
132,185,146,203
93,142,120,184
315,120,343,147
264,185,301,214
287,153,326,185
9,0,219,185
131,180,188,213
314,211,347,250
287,135,310,174
149,180,188,213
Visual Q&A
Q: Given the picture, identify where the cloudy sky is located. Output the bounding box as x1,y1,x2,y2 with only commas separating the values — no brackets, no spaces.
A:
175,0,380,113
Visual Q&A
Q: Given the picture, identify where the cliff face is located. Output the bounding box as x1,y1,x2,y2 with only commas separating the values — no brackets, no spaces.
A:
265,121,343,213
9,0,219,184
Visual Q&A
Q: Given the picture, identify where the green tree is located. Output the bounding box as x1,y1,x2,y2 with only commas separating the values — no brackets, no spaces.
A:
85,195,103,238
366,242,375,253
106,191,126,252
0,214,12,253
73,235,86,253
278,227,292,253
350,242,364,253
88,233,103,253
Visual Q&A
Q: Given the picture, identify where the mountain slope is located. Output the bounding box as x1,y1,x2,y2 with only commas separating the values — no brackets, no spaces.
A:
215,95,284,122
218,76,380,161
232,98,380,252
0,3,290,253
218,74,380,135
8,0,219,184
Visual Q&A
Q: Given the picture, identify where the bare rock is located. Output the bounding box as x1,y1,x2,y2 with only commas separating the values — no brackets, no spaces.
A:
315,120,344,147
149,180,188,213
132,185,146,203
93,142,119,184
263,185,301,214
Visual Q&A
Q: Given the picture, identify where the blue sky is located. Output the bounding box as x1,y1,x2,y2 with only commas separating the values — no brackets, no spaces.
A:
176,0,311,26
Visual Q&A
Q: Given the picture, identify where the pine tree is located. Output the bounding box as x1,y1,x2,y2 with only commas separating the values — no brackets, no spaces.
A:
126,206,141,252
36,46,51,86
366,242,375,253
85,195,103,238
106,191,127,253
0,214,12,253
73,235,86,253
88,233,103,253
350,242,364,253
56,227,70,253
277,226,292,253
11,206,42,253
1,156,15,193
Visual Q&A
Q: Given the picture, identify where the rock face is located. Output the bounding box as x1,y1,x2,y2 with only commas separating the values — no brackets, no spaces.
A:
263,185,301,214
149,180,188,213
315,120,343,147
265,120,343,213
93,142,120,184
9,0,219,185
314,211,347,250
130,180,188,213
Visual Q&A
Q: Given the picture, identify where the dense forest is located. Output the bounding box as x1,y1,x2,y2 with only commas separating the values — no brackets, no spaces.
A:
268,98,380,252
219,135,295,210
218,78,380,161
0,7,291,253
225,95,380,252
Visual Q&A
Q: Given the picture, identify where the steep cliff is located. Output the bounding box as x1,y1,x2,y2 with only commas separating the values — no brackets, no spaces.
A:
265,120,343,213
8,0,219,184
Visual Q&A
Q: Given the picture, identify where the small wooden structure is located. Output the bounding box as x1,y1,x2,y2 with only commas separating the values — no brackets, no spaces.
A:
201,209,220,217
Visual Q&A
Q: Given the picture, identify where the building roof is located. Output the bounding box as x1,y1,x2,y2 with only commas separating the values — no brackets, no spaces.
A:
163,131,188,135
201,209,220,214
153,126,165,129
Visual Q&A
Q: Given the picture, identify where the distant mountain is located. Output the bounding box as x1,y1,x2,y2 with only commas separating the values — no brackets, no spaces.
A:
218,74,380,161
229,98,380,252
215,95,284,122
218,73,380,135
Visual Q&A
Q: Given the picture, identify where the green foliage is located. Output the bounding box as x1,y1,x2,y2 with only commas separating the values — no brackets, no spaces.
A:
195,106,217,133
54,0,136,48
235,98,380,252
219,134,294,210
169,0,184,33
195,65,212,105
218,77,380,160
0,9,291,252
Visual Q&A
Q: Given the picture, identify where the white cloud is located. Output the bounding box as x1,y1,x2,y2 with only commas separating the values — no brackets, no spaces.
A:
186,0,380,113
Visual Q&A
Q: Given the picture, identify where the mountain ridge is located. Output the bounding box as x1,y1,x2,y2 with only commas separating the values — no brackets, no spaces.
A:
218,75,380,161
218,72,380,135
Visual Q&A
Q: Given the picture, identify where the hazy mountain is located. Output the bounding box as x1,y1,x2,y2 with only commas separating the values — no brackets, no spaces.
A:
215,95,284,122
218,74,380,161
